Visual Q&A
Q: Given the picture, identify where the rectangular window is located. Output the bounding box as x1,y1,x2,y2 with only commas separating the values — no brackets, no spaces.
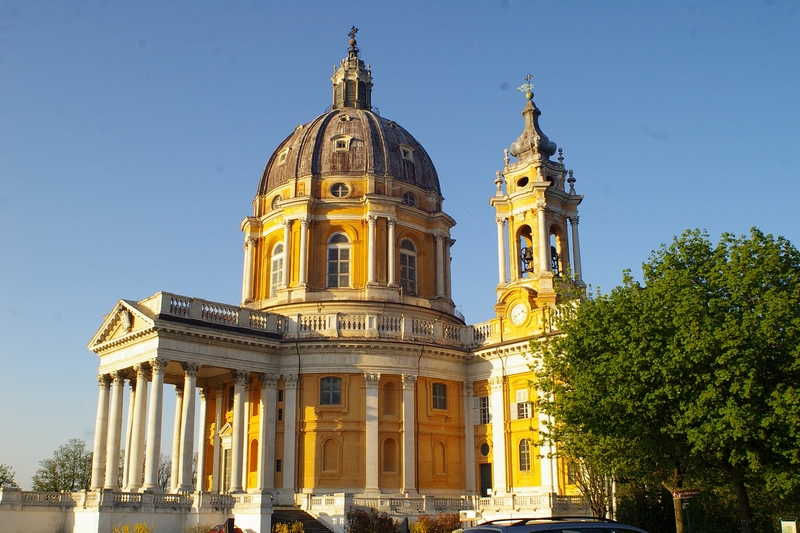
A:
278,390,284,402
519,440,531,471
276,459,282,473
479,396,491,424
320,377,342,405
432,382,447,410
516,389,531,419
278,408,283,421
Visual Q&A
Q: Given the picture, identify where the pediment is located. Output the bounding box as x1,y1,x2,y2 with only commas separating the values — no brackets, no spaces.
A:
88,300,156,350
218,422,233,437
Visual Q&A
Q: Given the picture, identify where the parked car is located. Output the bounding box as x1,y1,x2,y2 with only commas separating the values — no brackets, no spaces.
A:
207,518,243,533
462,517,649,533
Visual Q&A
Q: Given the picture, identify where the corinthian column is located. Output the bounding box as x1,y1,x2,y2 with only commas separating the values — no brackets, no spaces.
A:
367,215,377,284
387,217,397,287
128,363,150,491
496,217,507,285
143,358,168,491
241,237,256,304
489,376,507,495
435,233,445,297
281,374,299,497
257,373,279,492
401,375,417,494
230,371,249,493
196,387,208,492
298,217,309,285
364,373,380,494
104,371,126,490
170,385,183,493
569,215,582,280
177,363,200,492
463,382,476,494
282,220,292,288
537,202,549,273
90,374,111,490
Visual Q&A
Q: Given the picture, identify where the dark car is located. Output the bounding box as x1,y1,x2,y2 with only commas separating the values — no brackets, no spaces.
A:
462,517,648,533
207,518,243,533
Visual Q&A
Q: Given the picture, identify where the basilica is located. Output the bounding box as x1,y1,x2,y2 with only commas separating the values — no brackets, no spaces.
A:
0,31,587,533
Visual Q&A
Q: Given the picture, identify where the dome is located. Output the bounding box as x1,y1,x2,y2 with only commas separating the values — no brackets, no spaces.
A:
257,108,441,196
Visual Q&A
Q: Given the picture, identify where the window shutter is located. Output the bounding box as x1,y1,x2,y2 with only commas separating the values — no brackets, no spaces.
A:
510,402,518,421
472,397,480,425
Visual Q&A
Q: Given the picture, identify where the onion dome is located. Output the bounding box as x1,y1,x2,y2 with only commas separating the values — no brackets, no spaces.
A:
257,29,441,197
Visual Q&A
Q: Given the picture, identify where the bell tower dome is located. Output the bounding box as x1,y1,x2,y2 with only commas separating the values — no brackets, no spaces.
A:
491,76,584,335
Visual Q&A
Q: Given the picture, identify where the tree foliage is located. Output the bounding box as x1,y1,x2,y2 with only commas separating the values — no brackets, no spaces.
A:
31,438,93,492
534,229,800,533
345,507,398,533
0,463,18,487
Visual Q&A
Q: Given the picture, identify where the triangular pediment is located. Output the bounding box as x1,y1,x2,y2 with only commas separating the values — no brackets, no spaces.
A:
218,422,233,437
88,300,156,351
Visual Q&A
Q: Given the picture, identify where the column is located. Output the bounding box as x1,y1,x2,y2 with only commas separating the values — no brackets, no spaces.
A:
401,375,417,494
298,217,309,285
230,371,248,493
387,217,397,287
435,233,445,297
211,384,224,493
445,238,455,299
282,220,292,288
178,363,199,492
143,358,167,491
104,371,125,490
195,387,208,492
367,215,377,284
489,376,507,495
537,202,549,273
242,387,250,489
170,385,184,493
463,382,476,494
364,373,380,494
241,237,256,303
128,363,150,492
496,217,507,285
282,374,299,494
258,374,279,492
90,374,111,490
122,377,135,490
569,215,583,280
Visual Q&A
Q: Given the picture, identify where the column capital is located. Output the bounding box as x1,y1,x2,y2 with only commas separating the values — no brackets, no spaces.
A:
495,216,506,226
214,383,225,397
489,376,504,391
150,357,169,373
536,201,546,212
434,231,447,243
111,370,126,386
568,215,579,225
366,214,378,224
283,219,293,229
258,373,280,388
174,384,184,398
97,374,112,388
401,374,417,390
463,382,474,397
244,236,257,250
387,216,397,226
364,372,381,388
283,374,300,389
198,386,209,401
298,216,309,227
181,362,201,378
231,370,250,386
134,362,151,380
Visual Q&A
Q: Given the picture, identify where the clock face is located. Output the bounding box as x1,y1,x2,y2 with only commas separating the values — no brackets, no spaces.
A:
510,303,528,325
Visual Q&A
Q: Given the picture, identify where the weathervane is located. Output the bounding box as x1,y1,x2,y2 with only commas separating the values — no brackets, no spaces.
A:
518,73,534,99
349,26,359,40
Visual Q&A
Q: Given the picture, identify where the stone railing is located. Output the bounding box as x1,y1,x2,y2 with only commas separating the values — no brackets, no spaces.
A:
145,292,506,350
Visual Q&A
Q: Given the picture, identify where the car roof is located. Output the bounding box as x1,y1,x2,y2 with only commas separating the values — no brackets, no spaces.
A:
464,517,648,533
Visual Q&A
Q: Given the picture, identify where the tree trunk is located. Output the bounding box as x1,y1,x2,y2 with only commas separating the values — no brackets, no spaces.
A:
662,467,685,533
728,462,753,533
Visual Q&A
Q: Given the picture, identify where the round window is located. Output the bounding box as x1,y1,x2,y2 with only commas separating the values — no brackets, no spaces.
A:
516,176,529,187
271,195,282,209
330,183,350,198
402,192,416,207
480,443,490,456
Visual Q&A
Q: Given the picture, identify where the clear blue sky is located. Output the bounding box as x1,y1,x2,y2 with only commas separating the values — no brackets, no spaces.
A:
1,1,798,489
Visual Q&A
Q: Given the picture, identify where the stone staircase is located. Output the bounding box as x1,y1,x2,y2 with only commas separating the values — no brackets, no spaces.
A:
272,507,334,533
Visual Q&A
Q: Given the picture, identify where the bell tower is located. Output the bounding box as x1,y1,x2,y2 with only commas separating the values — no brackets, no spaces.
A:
491,76,584,336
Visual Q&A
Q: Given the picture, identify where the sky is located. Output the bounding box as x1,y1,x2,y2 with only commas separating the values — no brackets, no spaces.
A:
1,1,798,490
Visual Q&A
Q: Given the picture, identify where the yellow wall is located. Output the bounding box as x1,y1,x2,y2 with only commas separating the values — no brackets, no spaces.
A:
416,377,465,491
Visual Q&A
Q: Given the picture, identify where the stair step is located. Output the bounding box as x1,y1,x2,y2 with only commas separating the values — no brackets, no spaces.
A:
272,509,334,533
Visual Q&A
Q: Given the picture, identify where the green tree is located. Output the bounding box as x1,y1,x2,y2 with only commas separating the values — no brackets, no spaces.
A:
31,438,93,492
0,463,18,487
535,229,800,533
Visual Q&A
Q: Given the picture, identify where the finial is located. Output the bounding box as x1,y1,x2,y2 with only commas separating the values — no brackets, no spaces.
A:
518,73,534,100
567,169,576,195
495,171,504,194
558,148,564,165
504,148,510,166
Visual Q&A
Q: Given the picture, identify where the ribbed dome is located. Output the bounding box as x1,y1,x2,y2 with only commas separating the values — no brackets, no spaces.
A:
257,108,441,196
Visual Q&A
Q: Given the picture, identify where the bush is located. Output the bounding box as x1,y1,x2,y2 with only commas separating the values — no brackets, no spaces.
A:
111,524,154,533
273,522,304,533
184,525,217,533
345,507,398,533
414,514,461,533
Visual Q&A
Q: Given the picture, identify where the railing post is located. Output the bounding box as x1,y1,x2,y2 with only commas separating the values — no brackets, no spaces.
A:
157,292,172,315
237,307,251,327
189,298,202,320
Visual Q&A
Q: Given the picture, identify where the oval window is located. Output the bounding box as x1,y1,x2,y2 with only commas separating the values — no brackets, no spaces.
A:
480,443,490,456
516,176,529,187
330,183,350,198
271,195,282,209
402,192,416,207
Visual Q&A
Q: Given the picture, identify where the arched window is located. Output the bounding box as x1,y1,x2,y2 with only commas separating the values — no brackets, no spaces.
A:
320,377,342,405
270,243,284,297
399,239,417,295
327,233,351,288
518,226,534,277
549,232,560,276
383,438,397,473
519,439,531,471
